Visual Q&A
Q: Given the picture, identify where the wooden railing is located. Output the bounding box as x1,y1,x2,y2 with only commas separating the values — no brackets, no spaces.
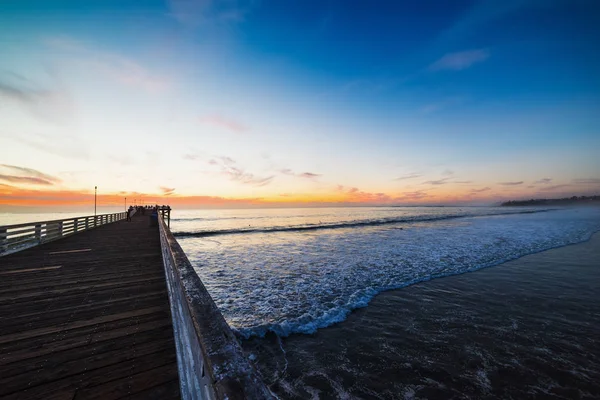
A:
157,213,273,400
0,212,128,255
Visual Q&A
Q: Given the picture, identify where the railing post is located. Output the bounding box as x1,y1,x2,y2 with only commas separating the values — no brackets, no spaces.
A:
35,224,42,243
74,218,79,233
0,228,7,254
58,221,63,237
85,217,89,230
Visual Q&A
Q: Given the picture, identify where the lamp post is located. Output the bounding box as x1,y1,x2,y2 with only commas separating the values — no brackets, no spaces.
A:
94,186,97,216
125,197,127,211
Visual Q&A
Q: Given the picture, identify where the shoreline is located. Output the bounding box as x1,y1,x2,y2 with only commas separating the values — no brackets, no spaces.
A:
244,232,600,399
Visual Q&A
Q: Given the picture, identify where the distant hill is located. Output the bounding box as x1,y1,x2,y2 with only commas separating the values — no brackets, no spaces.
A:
502,195,600,206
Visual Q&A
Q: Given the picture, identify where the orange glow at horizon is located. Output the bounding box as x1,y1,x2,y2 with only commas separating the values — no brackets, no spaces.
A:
0,182,526,211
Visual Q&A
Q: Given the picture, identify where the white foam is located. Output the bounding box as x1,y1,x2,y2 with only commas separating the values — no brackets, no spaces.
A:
179,207,600,338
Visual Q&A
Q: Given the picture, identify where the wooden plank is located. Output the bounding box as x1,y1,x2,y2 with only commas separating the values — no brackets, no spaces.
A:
0,265,62,275
2,350,177,400
0,306,166,344
72,361,180,400
47,248,92,255
0,276,165,302
1,296,169,334
0,336,175,395
0,214,179,399
126,379,182,400
0,313,171,365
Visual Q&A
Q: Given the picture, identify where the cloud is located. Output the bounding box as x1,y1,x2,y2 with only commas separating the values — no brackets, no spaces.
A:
298,172,321,179
0,184,264,209
160,186,176,195
335,185,393,203
453,180,473,184
44,36,170,93
538,184,571,191
436,0,548,47
423,177,451,185
471,187,491,193
429,49,489,71
0,175,55,185
394,173,422,181
572,178,600,184
534,178,553,184
396,190,428,201
0,75,74,125
167,0,250,27
208,156,274,186
11,132,90,160
419,97,465,114
0,164,61,186
441,169,454,176
498,181,524,186
280,169,322,179
199,114,248,133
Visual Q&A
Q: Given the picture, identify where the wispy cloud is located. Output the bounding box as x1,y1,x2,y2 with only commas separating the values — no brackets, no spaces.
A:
538,184,571,191
437,0,550,46
534,178,553,184
396,190,428,201
572,178,600,184
160,186,176,195
167,0,250,27
0,184,264,209
199,114,248,133
45,36,170,93
429,49,489,71
208,156,274,186
454,180,473,184
423,177,451,185
420,97,465,114
441,169,454,177
11,132,89,160
394,173,422,181
0,164,61,186
183,154,202,161
471,187,491,193
335,185,393,203
498,181,524,186
0,74,74,125
279,169,322,179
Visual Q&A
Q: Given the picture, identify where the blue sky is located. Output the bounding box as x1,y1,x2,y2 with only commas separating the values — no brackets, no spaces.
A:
0,0,599,208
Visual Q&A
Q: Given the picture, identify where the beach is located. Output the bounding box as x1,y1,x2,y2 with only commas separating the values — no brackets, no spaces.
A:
242,233,600,399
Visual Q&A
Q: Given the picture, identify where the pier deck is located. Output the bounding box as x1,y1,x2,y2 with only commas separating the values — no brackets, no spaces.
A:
0,214,180,399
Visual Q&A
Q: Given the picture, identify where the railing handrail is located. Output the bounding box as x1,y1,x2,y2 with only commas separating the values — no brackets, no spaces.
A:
0,211,127,256
157,213,273,400
0,211,126,231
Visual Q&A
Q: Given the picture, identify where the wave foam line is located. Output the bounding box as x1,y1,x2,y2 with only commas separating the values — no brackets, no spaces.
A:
173,209,555,238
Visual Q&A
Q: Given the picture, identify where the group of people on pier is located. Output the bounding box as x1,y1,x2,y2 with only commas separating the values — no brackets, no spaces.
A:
126,205,171,222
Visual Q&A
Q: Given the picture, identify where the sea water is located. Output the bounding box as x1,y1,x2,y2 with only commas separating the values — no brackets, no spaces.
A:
172,206,600,338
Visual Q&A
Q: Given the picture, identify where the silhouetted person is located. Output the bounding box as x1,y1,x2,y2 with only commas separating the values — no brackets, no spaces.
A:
127,206,133,222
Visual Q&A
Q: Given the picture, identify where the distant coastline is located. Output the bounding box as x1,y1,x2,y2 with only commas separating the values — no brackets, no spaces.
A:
502,195,600,206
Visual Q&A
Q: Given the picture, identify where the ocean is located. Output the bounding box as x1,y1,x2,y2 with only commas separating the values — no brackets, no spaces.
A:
171,206,600,338
171,206,600,398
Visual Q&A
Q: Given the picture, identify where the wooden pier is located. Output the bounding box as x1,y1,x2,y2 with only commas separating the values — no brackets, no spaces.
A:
0,213,180,399
0,208,273,400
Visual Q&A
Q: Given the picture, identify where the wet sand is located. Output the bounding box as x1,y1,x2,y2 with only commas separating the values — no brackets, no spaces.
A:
243,233,600,399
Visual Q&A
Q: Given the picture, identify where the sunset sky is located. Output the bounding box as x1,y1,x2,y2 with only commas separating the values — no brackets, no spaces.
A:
1,0,599,210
